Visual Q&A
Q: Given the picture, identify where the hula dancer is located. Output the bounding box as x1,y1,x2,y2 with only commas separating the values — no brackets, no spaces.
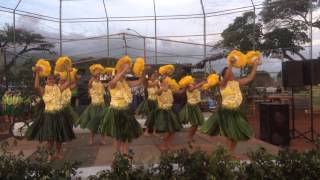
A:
201,50,261,154
77,64,108,145
26,59,75,161
178,75,207,143
136,71,159,136
148,65,182,151
99,56,144,155
2,90,14,123
56,69,79,125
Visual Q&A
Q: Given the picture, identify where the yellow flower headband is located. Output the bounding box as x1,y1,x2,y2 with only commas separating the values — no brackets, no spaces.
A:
33,59,52,77
178,75,194,88
246,50,261,65
227,50,247,68
133,57,145,77
55,56,72,72
115,55,132,72
164,77,180,92
55,68,78,80
159,64,175,75
89,64,104,75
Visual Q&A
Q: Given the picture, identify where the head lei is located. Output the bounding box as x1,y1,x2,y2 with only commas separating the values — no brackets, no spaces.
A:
33,59,52,77
159,64,175,76
133,57,145,77
55,56,72,72
227,50,247,68
164,77,180,92
55,68,78,80
89,64,104,75
178,75,194,88
115,55,132,72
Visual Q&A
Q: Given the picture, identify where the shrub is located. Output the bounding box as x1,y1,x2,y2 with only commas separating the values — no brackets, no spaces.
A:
1,139,320,179
0,140,81,180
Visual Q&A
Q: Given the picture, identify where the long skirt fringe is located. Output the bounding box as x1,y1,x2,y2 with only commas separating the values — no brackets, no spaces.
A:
26,110,75,143
201,107,253,141
179,103,204,126
76,104,108,133
99,107,142,142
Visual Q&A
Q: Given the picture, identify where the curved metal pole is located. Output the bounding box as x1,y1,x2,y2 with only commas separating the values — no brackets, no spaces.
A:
200,0,207,71
102,0,110,57
152,0,157,64
13,0,23,57
59,0,63,56
250,0,256,50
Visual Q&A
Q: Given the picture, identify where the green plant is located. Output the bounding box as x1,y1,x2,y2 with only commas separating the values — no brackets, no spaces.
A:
0,140,81,180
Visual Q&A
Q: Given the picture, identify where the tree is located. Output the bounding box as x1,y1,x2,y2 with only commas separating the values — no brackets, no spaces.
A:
262,28,309,60
215,12,263,52
216,0,317,61
0,24,55,71
258,0,318,60
260,0,319,30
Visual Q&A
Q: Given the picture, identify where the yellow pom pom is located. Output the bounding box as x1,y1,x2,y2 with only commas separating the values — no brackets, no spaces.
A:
227,50,247,68
54,71,66,80
246,50,261,65
104,67,115,74
55,56,72,72
201,73,219,90
89,64,104,75
207,74,219,86
133,57,145,77
164,77,180,92
70,68,78,81
201,83,211,90
54,68,77,80
178,75,194,88
115,55,132,72
159,65,175,75
34,59,51,77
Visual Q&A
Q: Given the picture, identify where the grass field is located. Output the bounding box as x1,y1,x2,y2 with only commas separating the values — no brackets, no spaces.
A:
295,86,320,109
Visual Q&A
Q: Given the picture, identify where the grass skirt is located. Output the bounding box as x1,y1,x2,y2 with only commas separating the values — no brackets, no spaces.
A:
26,110,75,142
99,107,142,142
148,108,182,133
179,103,204,126
76,104,108,133
63,104,79,124
3,105,15,116
136,99,157,116
201,107,253,141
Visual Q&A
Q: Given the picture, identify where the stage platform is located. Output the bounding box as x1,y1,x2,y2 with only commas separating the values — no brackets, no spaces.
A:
2,129,279,168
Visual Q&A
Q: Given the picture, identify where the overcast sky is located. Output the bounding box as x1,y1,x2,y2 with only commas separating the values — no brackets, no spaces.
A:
0,0,319,75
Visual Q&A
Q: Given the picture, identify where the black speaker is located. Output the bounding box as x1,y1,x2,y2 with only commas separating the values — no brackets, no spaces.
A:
260,103,290,146
282,61,304,87
303,60,320,85
282,60,320,87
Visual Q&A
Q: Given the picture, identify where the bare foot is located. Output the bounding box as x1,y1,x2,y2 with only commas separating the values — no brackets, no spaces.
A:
100,140,107,145
144,132,150,137
88,139,93,145
55,154,63,160
47,155,54,162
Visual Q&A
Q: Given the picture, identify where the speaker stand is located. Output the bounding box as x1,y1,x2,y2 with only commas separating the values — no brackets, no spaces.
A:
290,87,319,142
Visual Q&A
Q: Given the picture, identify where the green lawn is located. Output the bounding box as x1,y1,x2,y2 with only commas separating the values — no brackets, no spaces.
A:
295,86,320,109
